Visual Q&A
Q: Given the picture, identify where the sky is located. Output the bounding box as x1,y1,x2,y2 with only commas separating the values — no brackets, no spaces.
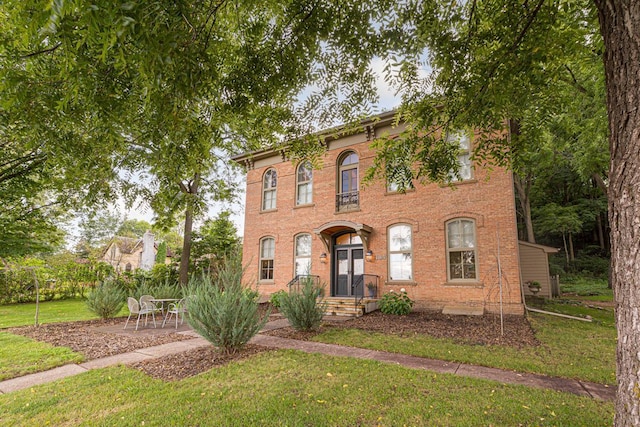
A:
122,58,410,239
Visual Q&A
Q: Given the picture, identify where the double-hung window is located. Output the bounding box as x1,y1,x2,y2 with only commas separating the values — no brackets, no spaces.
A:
260,237,275,281
262,169,277,210
388,224,413,281
294,234,312,276
446,131,473,181
446,219,477,281
296,161,313,206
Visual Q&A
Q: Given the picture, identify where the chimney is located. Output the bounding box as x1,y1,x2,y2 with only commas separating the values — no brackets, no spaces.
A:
140,231,155,271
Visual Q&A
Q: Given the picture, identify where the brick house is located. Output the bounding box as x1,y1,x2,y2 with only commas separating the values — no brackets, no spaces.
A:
233,111,524,315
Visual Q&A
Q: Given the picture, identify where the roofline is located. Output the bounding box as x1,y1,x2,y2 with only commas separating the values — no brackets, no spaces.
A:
518,240,560,253
231,109,398,164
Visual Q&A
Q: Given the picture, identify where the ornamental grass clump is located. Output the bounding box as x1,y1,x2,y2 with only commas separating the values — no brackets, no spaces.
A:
186,254,269,355
379,289,414,315
279,278,326,331
86,280,126,319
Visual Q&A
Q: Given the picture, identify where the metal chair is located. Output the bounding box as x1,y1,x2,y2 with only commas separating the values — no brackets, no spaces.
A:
124,297,157,330
162,298,188,329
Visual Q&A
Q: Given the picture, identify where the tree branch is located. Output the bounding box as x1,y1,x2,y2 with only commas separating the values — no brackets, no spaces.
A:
20,43,62,59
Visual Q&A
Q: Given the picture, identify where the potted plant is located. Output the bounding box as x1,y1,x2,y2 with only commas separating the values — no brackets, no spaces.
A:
366,282,376,298
527,281,541,295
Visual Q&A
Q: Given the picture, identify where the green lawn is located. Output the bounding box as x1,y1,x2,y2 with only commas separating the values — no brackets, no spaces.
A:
313,306,616,385
0,298,128,328
0,333,84,380
0,351,613,426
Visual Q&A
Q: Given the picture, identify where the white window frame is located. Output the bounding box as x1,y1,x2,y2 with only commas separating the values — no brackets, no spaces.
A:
296,161,313,206
446,218,477,281
262,169,277,211
259,237,275,281
387,224,413,281
446,131,473,182
294,233,312,276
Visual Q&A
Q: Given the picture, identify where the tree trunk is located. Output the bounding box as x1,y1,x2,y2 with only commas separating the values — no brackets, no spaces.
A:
561,232,569,268
178,174,200,285
595,1,640,424
513,172,536,243
568,232,575,261
596,212,606,251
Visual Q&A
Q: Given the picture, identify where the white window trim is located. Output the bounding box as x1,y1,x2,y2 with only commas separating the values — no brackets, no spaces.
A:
445,218,478,282
387,223,413,282
294,233,312,277
259,237,275,282
296,161,313,206
262,169,277,211
446,130,474,182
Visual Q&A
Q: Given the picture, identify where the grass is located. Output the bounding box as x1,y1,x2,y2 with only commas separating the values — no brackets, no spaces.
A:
313,301,616,385
560,277,612,298
0,351,613,426
0,333,83,381
0,298,128,329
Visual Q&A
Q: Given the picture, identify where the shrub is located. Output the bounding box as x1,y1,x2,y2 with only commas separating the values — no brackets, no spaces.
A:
186,254,269,355
133,279,182,300
279,278,326,331
86,280,126,319
269,290,288,309
379,290,413,315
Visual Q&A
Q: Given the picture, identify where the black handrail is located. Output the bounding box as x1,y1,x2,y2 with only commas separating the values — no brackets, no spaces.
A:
335,190,359,211
352,274,380,307
287,275,321,294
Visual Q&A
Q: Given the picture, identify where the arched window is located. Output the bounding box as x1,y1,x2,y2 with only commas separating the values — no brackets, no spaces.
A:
262,169,277,210
296,161,313,206
337,151,359,211
446,219,477,281
388,224,413,281
446,131,473,181
259,237,275,281
294,234,312,276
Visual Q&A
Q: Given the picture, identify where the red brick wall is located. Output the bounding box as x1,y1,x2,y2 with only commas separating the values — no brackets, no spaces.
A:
239,129,524,315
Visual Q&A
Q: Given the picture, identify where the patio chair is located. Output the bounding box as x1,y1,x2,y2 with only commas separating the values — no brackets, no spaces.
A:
124,297,157,330
162,297,188,329
140,294,162,314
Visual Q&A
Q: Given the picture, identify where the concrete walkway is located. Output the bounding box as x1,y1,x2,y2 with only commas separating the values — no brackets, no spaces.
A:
0,319,615,402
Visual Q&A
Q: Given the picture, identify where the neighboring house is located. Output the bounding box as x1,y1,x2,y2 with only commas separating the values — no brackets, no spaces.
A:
233,111,525,315
101,231,172,273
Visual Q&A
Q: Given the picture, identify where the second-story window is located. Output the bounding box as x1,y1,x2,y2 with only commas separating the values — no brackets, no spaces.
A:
262,168,277,211
337,151,359,211
296,161,313,206
446,131,473,182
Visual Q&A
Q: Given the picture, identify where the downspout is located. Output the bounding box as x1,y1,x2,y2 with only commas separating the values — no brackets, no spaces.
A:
517,245,592,323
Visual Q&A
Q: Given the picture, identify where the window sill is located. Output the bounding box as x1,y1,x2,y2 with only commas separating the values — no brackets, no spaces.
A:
442,178,478,187
260,209,278,214
259,280,275,285
334,207,361,215
384,280,417,287
385,188,416,196
294,203,315,209
443,281,483,288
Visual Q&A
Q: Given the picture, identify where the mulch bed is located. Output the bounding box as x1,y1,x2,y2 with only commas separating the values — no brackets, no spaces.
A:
6,309,539,381
7,318,194,360
266,310,540,348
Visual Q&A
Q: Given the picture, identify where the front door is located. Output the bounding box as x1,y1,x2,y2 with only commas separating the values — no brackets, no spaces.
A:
333,246,364,297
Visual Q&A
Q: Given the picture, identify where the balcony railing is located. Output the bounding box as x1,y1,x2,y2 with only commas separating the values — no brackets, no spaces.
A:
335,190,359,212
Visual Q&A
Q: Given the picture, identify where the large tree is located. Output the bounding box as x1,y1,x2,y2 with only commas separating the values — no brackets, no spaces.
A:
1,0,391,283
372,1,636,424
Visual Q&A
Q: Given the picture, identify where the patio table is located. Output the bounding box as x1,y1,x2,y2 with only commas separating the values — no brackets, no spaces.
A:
149,298,180,317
